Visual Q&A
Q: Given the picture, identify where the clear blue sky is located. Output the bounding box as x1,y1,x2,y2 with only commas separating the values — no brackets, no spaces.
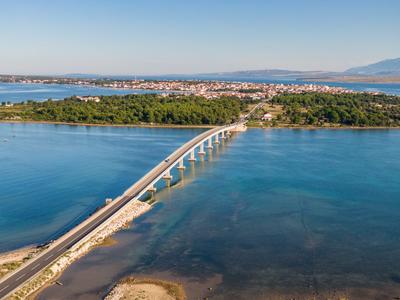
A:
1,0,399,75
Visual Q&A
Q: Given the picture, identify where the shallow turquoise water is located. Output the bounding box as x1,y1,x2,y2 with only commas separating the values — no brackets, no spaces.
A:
0,82,162,103
0,124,204,251
37,128,400,299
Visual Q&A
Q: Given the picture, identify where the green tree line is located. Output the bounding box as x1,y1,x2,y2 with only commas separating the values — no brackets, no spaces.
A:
271,93,400,126
0,94,242,125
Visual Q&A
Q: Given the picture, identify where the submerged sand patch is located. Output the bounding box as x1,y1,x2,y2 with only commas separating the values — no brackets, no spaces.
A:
105,277,186,300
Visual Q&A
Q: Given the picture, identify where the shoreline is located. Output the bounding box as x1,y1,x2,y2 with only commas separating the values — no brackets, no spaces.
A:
0,246,37,266
0,120,215,129
2,120,400,130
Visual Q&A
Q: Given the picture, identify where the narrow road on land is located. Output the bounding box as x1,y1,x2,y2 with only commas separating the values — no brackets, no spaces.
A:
0,122,242,299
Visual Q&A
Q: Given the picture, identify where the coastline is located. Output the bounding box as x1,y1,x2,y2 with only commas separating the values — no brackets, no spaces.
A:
2,120,400,130
0,120,215,129
248,124,400,130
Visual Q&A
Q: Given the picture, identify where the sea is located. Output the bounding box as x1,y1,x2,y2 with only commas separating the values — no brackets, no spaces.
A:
1,124,400,299
0,82,164,103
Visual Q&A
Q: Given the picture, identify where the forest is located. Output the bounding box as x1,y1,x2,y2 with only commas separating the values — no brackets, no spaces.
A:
0,94,243,125
269,93,400,126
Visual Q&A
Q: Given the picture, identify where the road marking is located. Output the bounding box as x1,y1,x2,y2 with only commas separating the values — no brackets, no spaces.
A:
45,254,53,261
57,247,65,253
16,273,26,281
31,263,41,270
0,285,9,293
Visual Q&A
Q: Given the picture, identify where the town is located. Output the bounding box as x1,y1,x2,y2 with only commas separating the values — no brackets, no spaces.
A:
0,75,355,101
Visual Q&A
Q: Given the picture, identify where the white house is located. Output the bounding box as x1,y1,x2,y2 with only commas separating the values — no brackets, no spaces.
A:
261,113,273,121
77,96,100,103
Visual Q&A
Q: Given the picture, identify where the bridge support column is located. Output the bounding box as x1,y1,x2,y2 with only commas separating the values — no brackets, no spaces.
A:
148,185,157,193
214,133,220,144
221,131,226,139
227,130,231,137
188,149,196,162
163,169,173,180
198,143,206,156
206,138,213,149
177,159,186,170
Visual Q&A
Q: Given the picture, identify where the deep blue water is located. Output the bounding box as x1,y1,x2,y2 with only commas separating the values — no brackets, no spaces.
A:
34,128,400,299
0,82,163,103
0,124,204,251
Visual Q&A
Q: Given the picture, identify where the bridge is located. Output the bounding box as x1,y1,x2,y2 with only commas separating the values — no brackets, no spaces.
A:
0,121,247,299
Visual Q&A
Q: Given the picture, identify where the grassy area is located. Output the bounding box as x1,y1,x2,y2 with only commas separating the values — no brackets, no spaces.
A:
0,261,23,278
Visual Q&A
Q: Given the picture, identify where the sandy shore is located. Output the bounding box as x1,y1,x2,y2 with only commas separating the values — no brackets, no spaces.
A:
105,277,186,300
0,247,41,279
0,247,37,266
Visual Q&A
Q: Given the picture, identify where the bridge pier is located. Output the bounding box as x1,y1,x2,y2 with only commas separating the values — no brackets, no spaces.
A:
221,131,226,139
163,169,173,180
147,185,157,198
198,143,206,156
214,133,220,144
148,185,157,193
177,159,186,170
188,150,196,162
206,138,213,149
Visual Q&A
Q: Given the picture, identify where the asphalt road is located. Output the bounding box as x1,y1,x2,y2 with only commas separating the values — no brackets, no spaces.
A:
0,123,238,299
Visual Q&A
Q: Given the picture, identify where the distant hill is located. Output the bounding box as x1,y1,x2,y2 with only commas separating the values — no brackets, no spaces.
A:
199,69,338,80
346,58,400,76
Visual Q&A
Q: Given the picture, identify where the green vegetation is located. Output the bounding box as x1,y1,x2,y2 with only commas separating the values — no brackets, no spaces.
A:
268,93,400,127
0,94,242,125
3,92,400,128
0,261,23,278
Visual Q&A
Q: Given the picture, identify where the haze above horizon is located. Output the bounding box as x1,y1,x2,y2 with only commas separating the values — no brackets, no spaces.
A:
1,0,399,75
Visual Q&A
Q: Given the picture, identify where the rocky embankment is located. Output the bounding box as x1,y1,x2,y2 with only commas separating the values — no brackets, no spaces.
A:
9,200,151,299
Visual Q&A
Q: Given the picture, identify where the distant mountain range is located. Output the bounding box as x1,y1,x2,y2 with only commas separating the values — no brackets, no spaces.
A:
197,58,400,82
345,57,400,76
59,57,400,83
201,58,400,79
198,69,338,80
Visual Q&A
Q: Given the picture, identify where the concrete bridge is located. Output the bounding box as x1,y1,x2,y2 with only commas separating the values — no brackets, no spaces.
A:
0,121,247,299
